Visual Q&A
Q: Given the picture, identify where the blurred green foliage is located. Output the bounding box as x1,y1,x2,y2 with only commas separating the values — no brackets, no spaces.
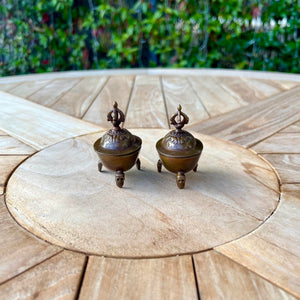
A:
0,0,299,76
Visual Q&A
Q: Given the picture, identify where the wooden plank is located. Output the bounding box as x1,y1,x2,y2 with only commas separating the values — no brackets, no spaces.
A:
271,80,300,90
188,76,243,117
241,78,286,98
83,76,134,127
193,250,296,300
216,76,269,103
0,129,8,136
253,133,300,153
281,121,300,133
0,136,35,155
8,80,52,98
252,184,300,257
79,255,197,300
0,82,21,92
162,76,209,124
187,87,300,148
28,78,81,106
125,75,168,128
261,154,300,183
282,184,300,192
0,91,102,150
52,76,108,118
216,235,300,298
0,156,28,195
0,250,86,298
0,195,61,284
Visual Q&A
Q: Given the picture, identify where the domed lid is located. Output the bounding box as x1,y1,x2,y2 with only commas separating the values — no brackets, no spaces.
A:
94,102,141,155
156,105,203,157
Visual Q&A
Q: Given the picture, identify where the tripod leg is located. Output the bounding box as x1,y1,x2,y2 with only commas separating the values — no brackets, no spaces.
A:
98,161,103,172
157,159,162,173
115,170,125,188
176,172,186,189
136,158,141,170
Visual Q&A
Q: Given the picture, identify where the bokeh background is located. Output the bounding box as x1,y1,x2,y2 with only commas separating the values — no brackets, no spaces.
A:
1,0,299,76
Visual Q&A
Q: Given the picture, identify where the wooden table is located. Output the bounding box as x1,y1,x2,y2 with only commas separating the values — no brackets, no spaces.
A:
0,69,299,299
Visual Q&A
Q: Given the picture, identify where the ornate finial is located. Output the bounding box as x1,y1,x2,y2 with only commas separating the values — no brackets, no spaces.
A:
170,104,189,131
107,101,125,130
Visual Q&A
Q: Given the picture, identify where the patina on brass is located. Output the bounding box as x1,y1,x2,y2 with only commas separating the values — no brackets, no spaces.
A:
94,102,142,188
156,105,203,189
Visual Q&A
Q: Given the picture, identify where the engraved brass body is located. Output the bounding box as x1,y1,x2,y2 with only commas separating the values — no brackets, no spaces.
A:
94,102,142,188
156,105,203,189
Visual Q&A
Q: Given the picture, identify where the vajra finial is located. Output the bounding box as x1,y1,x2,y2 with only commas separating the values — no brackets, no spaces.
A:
170,104,189,131
107,101,125,130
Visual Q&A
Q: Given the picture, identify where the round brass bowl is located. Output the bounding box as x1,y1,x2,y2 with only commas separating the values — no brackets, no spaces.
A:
94,136,142,187
156,138,203,189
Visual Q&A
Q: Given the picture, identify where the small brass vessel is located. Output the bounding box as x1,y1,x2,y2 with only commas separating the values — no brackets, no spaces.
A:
94,102,142,188
156,105,203,189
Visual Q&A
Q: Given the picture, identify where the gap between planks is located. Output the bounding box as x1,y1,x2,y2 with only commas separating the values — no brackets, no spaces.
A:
75,256,89,300
159,76,171,129
209,250,298,299
79,77,110,119
186,76,211,118
0,250,64,286
124,75,136,118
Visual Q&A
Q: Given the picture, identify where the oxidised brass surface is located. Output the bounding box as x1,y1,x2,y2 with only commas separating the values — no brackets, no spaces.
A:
94,102,142,188
156,105,203,189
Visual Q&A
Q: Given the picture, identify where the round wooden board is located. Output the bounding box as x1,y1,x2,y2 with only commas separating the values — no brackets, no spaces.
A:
6,129,279,258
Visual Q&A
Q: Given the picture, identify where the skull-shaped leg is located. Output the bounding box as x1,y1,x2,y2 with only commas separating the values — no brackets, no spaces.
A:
115,170,125,188
193,164,198,172
157,159,162,173
136,158,141,170
176,171,186,189
98,161,103,172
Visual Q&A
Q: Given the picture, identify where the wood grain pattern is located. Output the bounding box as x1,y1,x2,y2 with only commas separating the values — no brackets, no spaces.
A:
281,121,300,133
8,80,52,98
0,136,35,155
216,235,300,298
241,78,286,98
125,76,168,128
193,250,296,300
0,91,102,150
282,183,300,193
214,76,265,104
187,87,300,147
52,76,108,118
83,76,134,127
0,196,61,284
188,76,243,116
6,130,279,257
162,76,209,124
253,184,300,257
0,70,299,298
0,82,21,92
29,78,80,106
271,80,300,90
0,156,28,195
79,255,197,300
0,250,85,299
252,133,300,153
261,154,300,183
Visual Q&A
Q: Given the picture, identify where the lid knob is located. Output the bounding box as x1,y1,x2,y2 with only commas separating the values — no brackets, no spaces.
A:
170,104,189,131
107,102,125,130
